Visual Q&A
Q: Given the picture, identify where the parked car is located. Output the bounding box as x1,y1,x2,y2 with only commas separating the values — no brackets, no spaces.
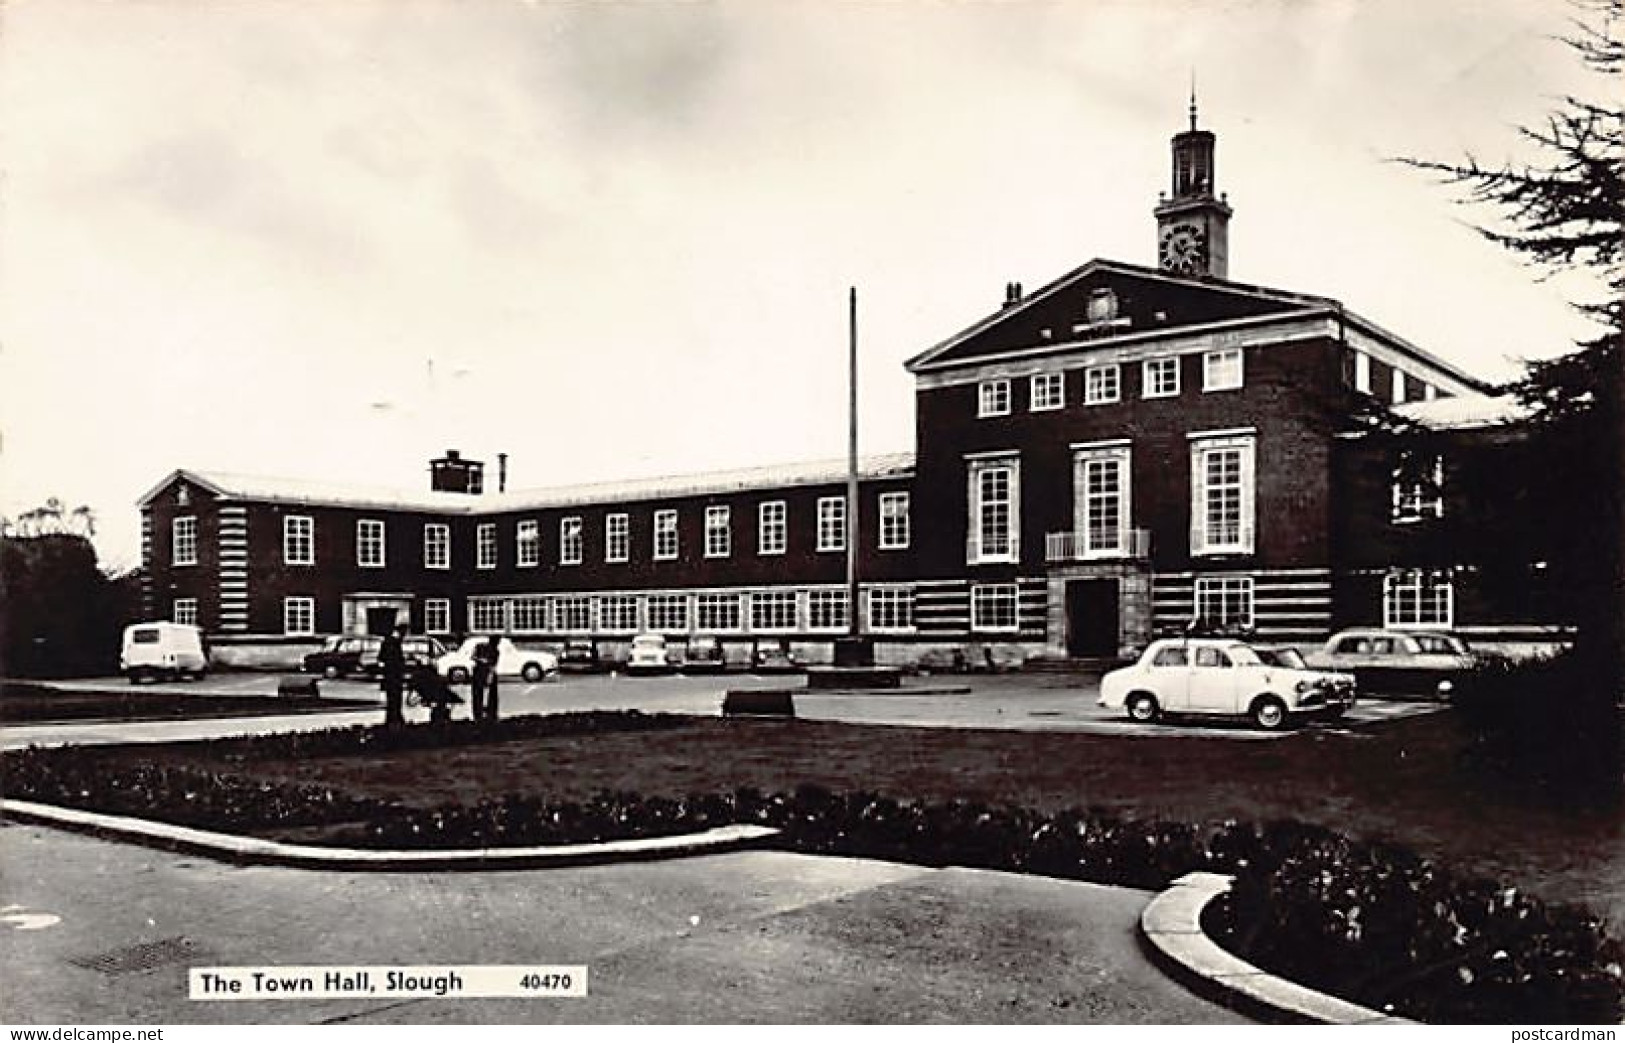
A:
381,635,449,675
1099,637,1356,731
626,633,677,675
751,641,803,674
679,634,728,673
121,622,209,683
1306,628,1475,701
558,639,602,673
436,637,558,684
302,635,383,679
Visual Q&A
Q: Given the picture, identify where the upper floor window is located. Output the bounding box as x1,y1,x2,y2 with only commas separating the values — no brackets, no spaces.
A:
759,501,787,555
654,509,678,561
967,455,1019,564
1084,363,1120,405
879,492,910,550
606,513,630,563
172,516,197,566
284,515,314,566
1143,357,1180,399
1392,453,1445,523
424,523,450,569
978,379,1010,417
1190,433,1255,555
1203,348,1244,392
172,598,198,627
1195,575,1255,630
477,523,497,570
817,496,846,552
1074,444,1131,556
357,519,385,568
1029,372,1064,411
1384,569,1454,629
560,516,583,565
705,506,731,558
517,520,540,567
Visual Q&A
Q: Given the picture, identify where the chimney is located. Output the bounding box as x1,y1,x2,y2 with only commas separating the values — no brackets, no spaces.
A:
498,453,508,493
1002,282,1024,308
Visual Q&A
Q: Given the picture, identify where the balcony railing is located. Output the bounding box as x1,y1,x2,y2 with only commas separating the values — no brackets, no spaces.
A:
1044,527,1152,563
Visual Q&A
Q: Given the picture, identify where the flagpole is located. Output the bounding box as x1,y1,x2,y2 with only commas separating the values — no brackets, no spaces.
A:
847,286,860,640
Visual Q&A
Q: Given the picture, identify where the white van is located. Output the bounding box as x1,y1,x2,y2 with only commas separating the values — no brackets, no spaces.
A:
121,622,209,683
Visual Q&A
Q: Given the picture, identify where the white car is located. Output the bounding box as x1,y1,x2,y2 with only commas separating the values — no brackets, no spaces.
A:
436,637,558,684
625,633,677,674
1099,638,1356,730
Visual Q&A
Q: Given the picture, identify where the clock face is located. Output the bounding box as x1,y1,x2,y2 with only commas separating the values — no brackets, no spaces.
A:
1160,222,1208,274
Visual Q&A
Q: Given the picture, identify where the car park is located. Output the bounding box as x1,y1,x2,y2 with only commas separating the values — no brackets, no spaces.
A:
626,633,677,675
121,622,209,683
436,637,558,684
302,635,384,679
1306,628,1475,701
679,634,728,673
1099,637,1356,730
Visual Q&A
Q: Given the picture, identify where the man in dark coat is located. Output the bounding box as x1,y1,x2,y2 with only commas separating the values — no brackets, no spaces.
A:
471,634,500,721
380,623,408,729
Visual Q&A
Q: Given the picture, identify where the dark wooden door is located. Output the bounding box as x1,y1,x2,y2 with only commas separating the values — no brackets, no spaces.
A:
366,607,399,636
1066,580,1120,657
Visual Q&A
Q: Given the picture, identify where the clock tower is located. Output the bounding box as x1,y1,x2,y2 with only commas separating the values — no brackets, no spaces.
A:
1154,92,1232,279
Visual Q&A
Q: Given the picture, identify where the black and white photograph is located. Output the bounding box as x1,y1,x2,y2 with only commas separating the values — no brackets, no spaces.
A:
1,0,1621,1033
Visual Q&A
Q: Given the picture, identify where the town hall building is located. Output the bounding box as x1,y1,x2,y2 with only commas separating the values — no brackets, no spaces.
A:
136,103,1557,669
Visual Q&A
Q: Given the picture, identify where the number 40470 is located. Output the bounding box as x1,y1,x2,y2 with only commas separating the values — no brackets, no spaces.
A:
521,973,573,990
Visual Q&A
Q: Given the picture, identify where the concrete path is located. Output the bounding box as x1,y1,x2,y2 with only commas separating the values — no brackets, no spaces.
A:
0,823,1245,1025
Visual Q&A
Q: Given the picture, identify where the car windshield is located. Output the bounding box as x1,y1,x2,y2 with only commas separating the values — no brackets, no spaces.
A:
633,636,664,649
1267,648,1307,669
1226,646,1263,667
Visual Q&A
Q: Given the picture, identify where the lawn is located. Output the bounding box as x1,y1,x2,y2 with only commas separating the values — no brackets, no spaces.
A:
0,681,375,723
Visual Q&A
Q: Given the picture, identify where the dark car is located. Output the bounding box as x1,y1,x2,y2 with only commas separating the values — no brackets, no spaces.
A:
1307,628,1475,701
680,635,728,673
558,639,602,673
302,635,383,679
751,641,803,674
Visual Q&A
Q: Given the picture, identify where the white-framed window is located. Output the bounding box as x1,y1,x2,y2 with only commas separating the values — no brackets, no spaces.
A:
512,597,549,633
1143,357,1180,399
424,598,451,635
597,595,639,633
470,598,507,633
978,379,1011,417
809,589,849,631
705,506,731,558
1392,453,1445,523
654,509,678,561
357,519,385,568
284,515,314,566
647,593,689,632
560,516,583,565
967,455,1020,563
1391,368,1408,405
1352,350,1371,392
1195,575,1255,630
1029,372,1064,411
516,520,540,567
1074,444,1131,556
758,501,787,555
1203,347,1244,391
1190,434,1255,555
970,583,1020,632
698,591,742,632
283,596,315,636
1384,570,1454,629
172,598,198,627
172,516,197,566
879,492,910,550
606,513,629,563
1084,363,1120,405
424,523,450,570
557,596,591,632
751,590,798,632
477,523,497,570
817,496,846,552
867,586,915,632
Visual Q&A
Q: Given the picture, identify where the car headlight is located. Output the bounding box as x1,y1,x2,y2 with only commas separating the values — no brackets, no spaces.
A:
1295,680,1311,694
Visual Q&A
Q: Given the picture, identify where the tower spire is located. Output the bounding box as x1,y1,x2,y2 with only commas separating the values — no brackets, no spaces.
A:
1189,71,1198,131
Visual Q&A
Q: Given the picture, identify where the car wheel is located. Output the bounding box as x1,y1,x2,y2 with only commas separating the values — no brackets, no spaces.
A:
448,666,469,684
1251,696,1289,731
323,664,340,680
1126,692,1160,723
522,663,544,683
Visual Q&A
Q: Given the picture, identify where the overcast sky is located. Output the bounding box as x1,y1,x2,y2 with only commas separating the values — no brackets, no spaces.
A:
0,0,1611,571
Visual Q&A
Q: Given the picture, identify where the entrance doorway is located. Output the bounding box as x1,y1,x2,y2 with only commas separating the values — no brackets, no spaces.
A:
1066,579,1120,657
366,606,402,636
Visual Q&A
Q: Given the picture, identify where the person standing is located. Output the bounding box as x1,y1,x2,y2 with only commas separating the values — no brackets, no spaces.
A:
471,633,499,721
380,623,408,729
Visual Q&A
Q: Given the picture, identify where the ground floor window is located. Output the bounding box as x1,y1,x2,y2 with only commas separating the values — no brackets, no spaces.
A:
1194,575,1254,630
698,592,742,632
424,598,451,635
809,589,849,631
868,586,915,631
1384,569,1454,629
283,597,315,636
647,594,689,632
970,583,1019,632
172,598,198,627
470,599,507,633
597,595,639,633
557,596,591,632
751,590,798,631
511,597,548,633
